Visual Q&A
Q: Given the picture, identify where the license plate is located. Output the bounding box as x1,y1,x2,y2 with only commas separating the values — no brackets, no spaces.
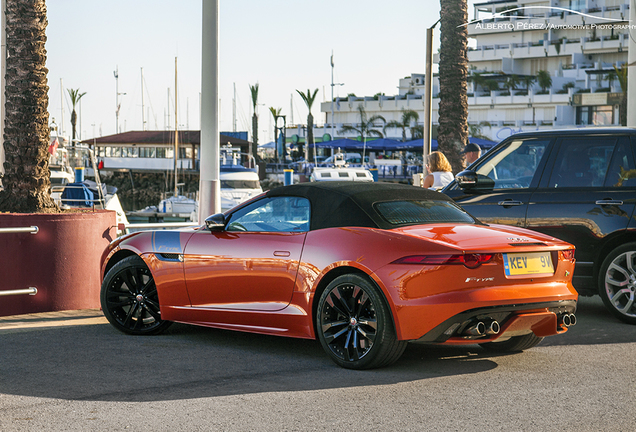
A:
503,252,554,277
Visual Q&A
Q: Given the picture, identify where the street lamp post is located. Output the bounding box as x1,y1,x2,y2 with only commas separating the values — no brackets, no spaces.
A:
424,19,440,172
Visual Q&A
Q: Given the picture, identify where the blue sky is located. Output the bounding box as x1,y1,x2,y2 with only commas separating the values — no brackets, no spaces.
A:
45,0,476,141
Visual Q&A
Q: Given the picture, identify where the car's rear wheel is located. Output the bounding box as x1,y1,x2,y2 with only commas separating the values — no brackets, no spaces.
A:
599,242,636,324
101,255,172,335
479,333,543,352
316,274,406,369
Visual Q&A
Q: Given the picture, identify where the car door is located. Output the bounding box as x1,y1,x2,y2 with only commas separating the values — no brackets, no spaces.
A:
445,137,553,226
526,135,636,291
183,196,310,311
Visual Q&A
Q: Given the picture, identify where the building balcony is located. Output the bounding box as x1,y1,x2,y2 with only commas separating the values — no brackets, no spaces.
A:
468,34,628,63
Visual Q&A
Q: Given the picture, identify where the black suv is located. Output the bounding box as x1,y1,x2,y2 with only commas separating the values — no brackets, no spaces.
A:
443,128,636,323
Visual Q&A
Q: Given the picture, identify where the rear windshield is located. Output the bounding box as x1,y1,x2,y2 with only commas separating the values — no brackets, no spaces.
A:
374,200,476,226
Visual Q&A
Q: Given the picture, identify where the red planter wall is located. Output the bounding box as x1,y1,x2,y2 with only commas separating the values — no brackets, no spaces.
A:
0,210,117,317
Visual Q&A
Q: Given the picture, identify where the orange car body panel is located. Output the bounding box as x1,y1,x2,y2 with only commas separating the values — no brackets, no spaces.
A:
101,222,577,342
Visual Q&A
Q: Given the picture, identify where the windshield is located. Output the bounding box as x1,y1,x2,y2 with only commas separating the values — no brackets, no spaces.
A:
374,200,476,226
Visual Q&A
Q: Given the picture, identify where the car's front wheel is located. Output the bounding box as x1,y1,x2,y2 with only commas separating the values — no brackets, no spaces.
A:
599,242,636,324
101,255,172,335
316,274,407,369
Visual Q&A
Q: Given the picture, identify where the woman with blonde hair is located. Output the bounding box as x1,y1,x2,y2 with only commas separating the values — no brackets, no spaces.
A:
422,151,454,190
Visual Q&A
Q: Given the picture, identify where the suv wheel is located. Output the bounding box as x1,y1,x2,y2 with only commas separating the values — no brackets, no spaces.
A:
599,242,636,324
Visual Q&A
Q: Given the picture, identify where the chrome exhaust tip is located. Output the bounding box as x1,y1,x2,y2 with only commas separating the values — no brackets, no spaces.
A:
562,314,571,327
464,321,486,336
559,313,576,327
485,320,500,335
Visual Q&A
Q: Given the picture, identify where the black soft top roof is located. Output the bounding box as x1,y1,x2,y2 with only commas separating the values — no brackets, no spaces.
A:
266,182,452,230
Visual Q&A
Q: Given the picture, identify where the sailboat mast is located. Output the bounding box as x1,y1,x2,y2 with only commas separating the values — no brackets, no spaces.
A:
174,57,179,197
141,67,145,131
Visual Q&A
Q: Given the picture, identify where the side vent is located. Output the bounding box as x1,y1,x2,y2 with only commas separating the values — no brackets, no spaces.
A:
159,253,182,261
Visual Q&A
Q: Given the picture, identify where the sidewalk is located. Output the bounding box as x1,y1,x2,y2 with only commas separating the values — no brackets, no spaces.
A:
0,309,105,333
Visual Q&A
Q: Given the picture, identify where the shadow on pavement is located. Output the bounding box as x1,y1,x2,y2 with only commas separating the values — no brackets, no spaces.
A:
0,295,631,402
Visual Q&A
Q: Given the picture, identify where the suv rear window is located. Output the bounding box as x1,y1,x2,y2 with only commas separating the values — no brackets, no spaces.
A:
548,137,631,188
374,200,476,226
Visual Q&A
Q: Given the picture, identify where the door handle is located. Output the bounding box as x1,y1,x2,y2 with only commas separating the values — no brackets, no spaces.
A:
596,199,623,206
273,251,291,257
497,200,524,207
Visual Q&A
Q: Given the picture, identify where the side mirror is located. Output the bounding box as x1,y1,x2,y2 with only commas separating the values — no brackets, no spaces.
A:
204,213,226,231
455,169,495,193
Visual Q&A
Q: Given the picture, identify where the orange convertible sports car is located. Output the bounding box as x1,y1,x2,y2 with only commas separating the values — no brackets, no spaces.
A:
101,182,578,369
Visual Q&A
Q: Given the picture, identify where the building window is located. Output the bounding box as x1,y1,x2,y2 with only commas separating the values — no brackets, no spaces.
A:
576,105,614,126
156,147,174,159
179,147,192,159
139,147,156,158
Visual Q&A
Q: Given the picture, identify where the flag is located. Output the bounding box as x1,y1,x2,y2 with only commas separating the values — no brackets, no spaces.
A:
48,137,59,155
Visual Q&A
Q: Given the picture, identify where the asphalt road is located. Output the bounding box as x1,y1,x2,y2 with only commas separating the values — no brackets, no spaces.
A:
1,295,636,432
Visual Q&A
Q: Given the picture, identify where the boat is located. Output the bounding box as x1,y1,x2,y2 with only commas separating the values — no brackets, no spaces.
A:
127,145,262,222
50,141,129,229
310,149,374,182
219,145,263,211
48,137,75,202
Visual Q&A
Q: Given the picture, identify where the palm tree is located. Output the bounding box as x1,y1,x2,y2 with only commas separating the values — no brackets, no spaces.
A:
438,0,469,173
521,75,536,93
383,109,420,142
296,88,319,160
67,88,86,144
339,105,386,141
0,0,57,212
249,83,259,161
468,71,486,94
614,64,627,126
504,74,520,94
269,107,282,160
536,70,552,93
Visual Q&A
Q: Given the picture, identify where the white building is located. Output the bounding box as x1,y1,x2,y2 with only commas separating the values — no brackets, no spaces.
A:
307,0,628,143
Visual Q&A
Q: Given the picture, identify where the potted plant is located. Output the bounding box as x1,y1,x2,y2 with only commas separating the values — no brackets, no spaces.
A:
0,0,116,317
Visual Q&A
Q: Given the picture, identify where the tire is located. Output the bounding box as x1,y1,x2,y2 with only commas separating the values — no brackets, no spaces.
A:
479,333,544,352
599,242,636,324
315,274,407,369
101,255,172,335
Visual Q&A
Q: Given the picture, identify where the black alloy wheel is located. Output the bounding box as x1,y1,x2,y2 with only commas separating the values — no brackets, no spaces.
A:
316,274,406,369
599,243,636,324
101,255,172,335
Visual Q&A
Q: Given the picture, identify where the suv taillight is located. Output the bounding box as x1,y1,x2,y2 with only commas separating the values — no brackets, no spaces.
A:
560,249,575,262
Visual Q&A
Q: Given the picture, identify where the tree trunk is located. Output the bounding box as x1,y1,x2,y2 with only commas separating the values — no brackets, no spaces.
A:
306,113,314,160
71,109,77,144
438,0,469,173
0,0,57,212
251,113,259,161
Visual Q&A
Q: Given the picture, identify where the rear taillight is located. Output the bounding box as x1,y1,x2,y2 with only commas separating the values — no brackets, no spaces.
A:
393,253,494,269
560,249,575,262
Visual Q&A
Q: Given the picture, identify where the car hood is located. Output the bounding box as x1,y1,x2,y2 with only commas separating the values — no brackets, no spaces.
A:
393,223,571,252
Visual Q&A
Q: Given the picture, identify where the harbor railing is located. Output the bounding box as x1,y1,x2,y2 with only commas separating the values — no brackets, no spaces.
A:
0,226,39,235
0,226,39,297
